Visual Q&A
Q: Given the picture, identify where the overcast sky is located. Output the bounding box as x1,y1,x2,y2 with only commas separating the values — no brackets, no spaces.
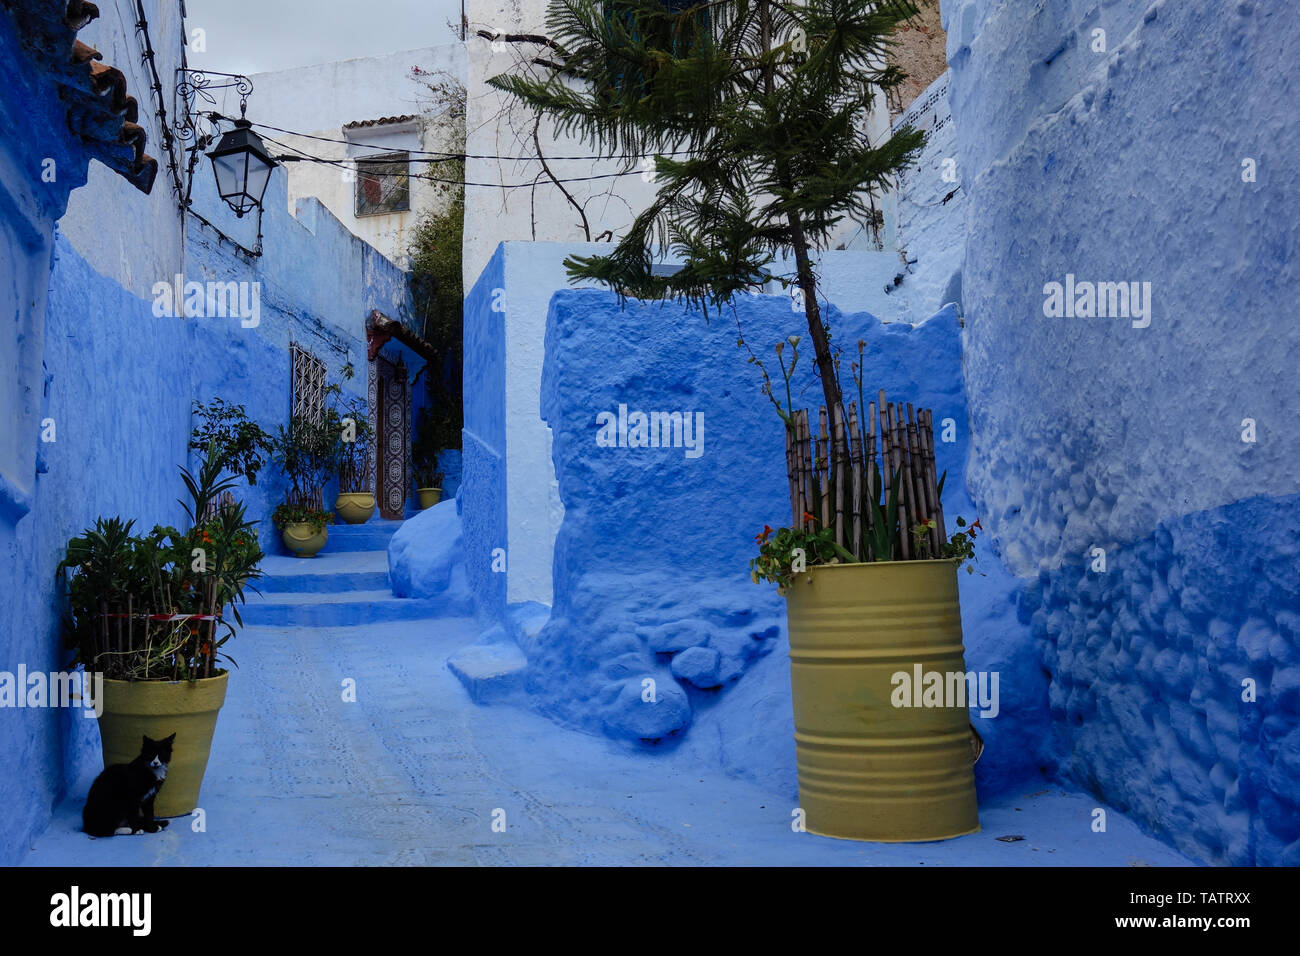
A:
185,0,463,75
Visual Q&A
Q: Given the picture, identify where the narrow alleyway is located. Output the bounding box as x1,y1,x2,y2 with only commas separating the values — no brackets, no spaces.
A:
22,522,1196,866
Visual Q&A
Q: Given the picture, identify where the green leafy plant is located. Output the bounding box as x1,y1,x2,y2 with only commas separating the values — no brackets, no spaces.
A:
332,393,375,494
412,404,454,489
749,518,855,590
490,0,925,429
913,515,982,573
271,502,334,534
271,414,340,510
58,451,263,682
190,399,273,486
414,465,444,489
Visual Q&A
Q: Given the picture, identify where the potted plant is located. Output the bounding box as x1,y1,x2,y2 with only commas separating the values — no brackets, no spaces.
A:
190,398,274,490
414,466,444,509
58,447,263,817
332,395,376,524
746,339,982,842
412,405,447,508
270,414,337,558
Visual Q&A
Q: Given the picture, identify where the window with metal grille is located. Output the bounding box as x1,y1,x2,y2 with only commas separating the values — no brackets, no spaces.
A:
290,343,326,425
355,151,411,217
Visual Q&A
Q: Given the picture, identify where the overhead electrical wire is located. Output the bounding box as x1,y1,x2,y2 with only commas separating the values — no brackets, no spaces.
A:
249,120,698,163
259,132,648,190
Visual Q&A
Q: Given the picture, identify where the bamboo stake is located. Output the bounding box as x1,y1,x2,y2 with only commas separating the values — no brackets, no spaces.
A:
888,403,911,560
877,392,892,559
791,411,803,526
865,401,876,558
785,421,799,526
832,403,847,550
904,403,925,554
848,402,863,560
910,405,935,554
917,406,941,555
924,410,948,545
818,406,831,530
900,403,920,553
795,410,806,527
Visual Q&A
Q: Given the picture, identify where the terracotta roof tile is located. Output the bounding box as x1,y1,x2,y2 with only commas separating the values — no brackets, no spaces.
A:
343,114,419,130
2,0,158,193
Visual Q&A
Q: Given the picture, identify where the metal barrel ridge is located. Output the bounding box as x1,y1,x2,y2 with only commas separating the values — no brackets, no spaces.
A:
785,560,980,842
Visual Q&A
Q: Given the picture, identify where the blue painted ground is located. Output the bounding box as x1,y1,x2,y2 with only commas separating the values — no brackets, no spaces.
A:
21,522,1196,866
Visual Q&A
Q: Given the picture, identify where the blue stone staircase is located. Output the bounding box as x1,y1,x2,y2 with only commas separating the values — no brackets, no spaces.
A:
240,520,473,627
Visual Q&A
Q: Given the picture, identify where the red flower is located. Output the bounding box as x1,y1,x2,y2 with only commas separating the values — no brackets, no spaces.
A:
802,511,818,525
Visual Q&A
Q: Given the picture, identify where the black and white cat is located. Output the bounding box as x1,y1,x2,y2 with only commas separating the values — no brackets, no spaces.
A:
82,733,175,837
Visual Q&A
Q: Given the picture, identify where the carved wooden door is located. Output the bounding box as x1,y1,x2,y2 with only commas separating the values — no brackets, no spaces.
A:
376,356,408,520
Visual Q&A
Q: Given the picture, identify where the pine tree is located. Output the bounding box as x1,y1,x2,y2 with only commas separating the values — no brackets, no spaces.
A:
490,0,925,423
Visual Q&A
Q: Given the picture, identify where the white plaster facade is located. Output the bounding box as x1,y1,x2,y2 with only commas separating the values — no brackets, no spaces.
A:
462,0,900,290
246,44,467,268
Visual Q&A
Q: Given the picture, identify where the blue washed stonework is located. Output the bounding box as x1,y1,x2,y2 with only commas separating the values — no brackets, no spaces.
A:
444,289,1051,800
942,0,1300,863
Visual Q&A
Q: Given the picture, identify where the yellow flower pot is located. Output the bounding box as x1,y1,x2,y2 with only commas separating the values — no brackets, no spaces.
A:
335,492,376,524
281,521,327,558
95,671,229,818
784,559,980,842
417,487,442,509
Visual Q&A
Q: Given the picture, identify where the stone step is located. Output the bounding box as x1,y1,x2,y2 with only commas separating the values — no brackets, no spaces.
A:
255,551,389,593
239,588,474,627
316,520,403,553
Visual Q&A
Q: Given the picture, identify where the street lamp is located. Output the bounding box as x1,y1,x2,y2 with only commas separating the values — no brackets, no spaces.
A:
207,116,277,218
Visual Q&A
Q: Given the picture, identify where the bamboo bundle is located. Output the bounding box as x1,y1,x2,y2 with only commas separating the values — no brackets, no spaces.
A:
784,391,948,564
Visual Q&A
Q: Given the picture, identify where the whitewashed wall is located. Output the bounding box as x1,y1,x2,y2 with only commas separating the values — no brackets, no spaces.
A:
463,0,899,290
889,70,966,320
247,44,466,268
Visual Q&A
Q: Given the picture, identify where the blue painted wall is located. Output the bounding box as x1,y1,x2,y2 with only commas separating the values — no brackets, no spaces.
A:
523,289,1046,797
942,0,1300,863
0,5,423,862
0,1,112,867
461,245,507,620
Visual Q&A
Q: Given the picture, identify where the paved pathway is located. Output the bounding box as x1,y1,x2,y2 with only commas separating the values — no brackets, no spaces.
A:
22,522,1197,866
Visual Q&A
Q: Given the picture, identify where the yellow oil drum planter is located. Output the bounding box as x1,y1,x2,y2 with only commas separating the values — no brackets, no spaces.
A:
783,559,980,842
96,672,229,817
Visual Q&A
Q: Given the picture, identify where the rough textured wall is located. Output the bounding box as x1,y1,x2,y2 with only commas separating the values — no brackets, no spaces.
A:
0,1,119,866
1,96,415,866
891,72,966,319
462,245,508,618
942,0,1300,863
528,291,1048,796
